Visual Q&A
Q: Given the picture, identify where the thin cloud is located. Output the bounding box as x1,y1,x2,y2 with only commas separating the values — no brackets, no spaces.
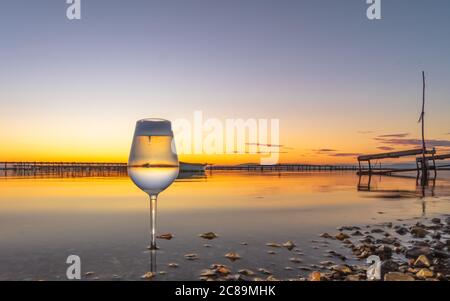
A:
246,143,283,148
314,148,338,153
377,133,410,138
375,138,450,148
246,142,294,151
329,153,361,157
377,146,395,151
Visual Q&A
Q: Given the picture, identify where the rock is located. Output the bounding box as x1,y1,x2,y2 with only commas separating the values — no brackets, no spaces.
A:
375,245,392,260
431,231,441,240
299,266,312,271
433,250,450,259
413,240,430,247
184,253,199,260
168,263,179,268
238,269,255,276
283,240,296,251
384,272,415,281
411,226,429,238
416,268,434,279
338,226,361,231
331,264,352,274
345,275,361,281
309,271,321,281
320,233,333,239
266,275,279,281
335,232,350,241
289,257,302,263
405,246,431,258
200,269,217,277
225,274,245,281
377,237,396,245
395,227,408,235
156,233,173,240
380,260,399,278
224,252,241,261
214,265,231,275
351,230,363,236
266,242,282,248
199,232,218,239
320,261,335,266
267,250,277,254
85,271,95,276
445,216,450,225
431,218,441,224
258,268,271,275
414,255,431,268
141,272,155,279
371,228,384,234
203,244,212,248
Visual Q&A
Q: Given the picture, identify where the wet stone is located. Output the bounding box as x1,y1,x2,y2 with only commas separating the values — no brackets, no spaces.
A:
156,233,173,240
199,232,218,240
335,232,350,241
224,252,241,261
184,253,199,260
414,255,431,268
384,272,415,281
283,241,296,251
238,269,255,276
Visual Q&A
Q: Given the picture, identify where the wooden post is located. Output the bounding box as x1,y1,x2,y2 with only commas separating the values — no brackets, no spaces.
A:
420,71,428,185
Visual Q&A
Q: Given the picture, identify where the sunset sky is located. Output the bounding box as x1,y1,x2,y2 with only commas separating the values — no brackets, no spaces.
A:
1,0,449,164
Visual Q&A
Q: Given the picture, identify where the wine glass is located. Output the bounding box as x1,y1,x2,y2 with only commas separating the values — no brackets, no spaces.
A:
128,118,179,250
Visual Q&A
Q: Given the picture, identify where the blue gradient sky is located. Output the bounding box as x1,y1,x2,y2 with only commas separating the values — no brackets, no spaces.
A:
1,0,449,163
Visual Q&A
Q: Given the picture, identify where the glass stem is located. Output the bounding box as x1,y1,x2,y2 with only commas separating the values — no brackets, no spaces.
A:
149,194,158,250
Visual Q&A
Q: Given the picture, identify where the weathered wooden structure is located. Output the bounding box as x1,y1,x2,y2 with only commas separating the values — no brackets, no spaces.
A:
356,72,443,185
357,148,436,175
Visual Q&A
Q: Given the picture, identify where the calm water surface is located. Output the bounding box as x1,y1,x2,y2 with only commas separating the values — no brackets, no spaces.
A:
0,171,449,280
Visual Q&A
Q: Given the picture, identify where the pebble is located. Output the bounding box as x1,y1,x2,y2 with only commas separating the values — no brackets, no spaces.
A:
309,271,321,281
289,257,302,263
414,255,431,268
416,268,434,279
384,272,415,281
141,272,155,280
238,269,255,276
199,232,218,240
157,233,173,240
335,232,350,241
224,252,241,261
184,253,199,260
283,241,296,251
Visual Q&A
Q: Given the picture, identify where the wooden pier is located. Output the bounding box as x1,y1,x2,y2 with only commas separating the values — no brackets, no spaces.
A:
1,162,358,174
357,148,436,175
207,164,358,171
0,162,127,171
